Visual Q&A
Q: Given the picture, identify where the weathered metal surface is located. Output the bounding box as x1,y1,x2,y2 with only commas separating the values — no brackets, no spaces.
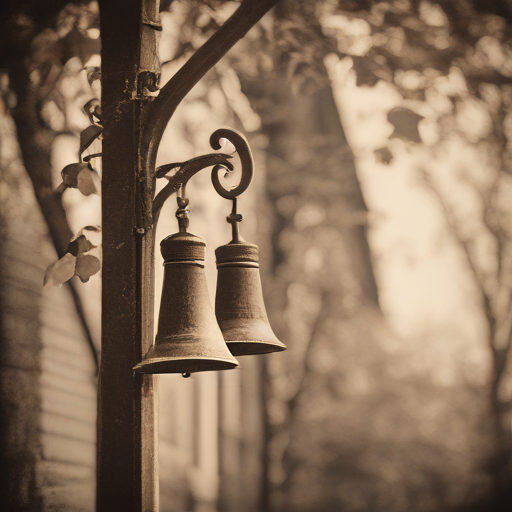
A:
208,128,254,200
134,232,238,374
152,152,233,226
98,0,159,510
152,128,254,228
215,241,286,356
151,126,284,358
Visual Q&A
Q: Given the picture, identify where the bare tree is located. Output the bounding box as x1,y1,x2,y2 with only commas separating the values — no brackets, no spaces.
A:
322,0,512,501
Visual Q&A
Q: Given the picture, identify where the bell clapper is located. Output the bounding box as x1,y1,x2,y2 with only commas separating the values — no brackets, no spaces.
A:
182,373,191,379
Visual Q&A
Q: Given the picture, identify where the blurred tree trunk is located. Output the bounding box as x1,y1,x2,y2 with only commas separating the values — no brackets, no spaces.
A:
421,168,512,503
253,76,387,512
237,11,388,510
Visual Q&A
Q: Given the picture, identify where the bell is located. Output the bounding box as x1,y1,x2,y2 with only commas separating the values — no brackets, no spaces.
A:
134,231,239,374
215,240,286,356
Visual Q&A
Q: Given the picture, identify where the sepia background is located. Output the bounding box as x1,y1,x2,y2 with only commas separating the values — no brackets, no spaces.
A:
1,1,512,511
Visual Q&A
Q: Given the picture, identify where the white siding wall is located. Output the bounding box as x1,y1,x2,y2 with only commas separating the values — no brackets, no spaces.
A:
0,112,97,511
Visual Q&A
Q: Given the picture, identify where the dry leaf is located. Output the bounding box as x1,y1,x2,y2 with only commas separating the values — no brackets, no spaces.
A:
67,235,95,256
77,226,102,247
43,253,77,287
387,107,424,143
61,162,89,188
81,225,101,233
75,254,101,283
83,98,102,123
79,124,103,155
77,167,101,196
84,66,101,85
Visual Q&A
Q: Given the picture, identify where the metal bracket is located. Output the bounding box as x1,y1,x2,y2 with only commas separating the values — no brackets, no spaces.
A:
152,128,254,229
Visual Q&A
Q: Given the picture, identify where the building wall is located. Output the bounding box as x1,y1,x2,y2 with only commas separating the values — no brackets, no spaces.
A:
0,112,97,511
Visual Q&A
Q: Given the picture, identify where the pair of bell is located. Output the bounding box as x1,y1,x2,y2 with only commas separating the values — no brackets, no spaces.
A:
133,230,285,375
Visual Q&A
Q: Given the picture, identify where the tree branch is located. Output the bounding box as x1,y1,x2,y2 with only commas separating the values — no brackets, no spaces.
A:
420,169,496,329
272,291,329,497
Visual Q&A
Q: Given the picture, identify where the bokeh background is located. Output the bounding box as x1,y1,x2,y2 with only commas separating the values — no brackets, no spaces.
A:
1,1,512,511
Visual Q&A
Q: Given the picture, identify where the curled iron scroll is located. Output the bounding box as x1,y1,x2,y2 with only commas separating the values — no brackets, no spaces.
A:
209,128,254,200
152,128,254,230
152,153,233,226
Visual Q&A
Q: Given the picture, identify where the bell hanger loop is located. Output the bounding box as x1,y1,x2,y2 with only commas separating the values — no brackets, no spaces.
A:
210,128,254,202
227,197,244,244
175,184,190,233
208,129,255,245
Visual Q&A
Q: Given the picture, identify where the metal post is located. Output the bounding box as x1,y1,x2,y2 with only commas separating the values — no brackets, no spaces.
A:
98,0,159,510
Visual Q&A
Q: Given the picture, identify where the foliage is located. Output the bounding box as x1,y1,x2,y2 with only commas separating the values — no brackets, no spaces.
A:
0,2,105,287
162,1,512,509
44,227,101,286
45,88,103,287
323,0,512,429
0,1,102,358
319,0,512,502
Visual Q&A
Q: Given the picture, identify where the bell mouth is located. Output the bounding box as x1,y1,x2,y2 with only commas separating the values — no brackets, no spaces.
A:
133,356,238,374
226,340,286,356
217,318,286,356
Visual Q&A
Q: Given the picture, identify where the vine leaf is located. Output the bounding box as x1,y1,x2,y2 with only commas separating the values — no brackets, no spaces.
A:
387,107,424,143
61,162,89,188
79,225,101,233
59,163,101,196
44,253,77,287
77,226,102,248
54,182,67,195
76,254,101,283
67,234,95,256
77,167,101,196
44,233,101,286
80,124,103,155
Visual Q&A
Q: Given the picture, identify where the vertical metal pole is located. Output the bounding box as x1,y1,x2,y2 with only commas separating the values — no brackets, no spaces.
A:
98,1,159,510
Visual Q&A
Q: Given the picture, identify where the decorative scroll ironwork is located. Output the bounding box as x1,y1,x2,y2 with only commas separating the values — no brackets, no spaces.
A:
152,128,255,228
